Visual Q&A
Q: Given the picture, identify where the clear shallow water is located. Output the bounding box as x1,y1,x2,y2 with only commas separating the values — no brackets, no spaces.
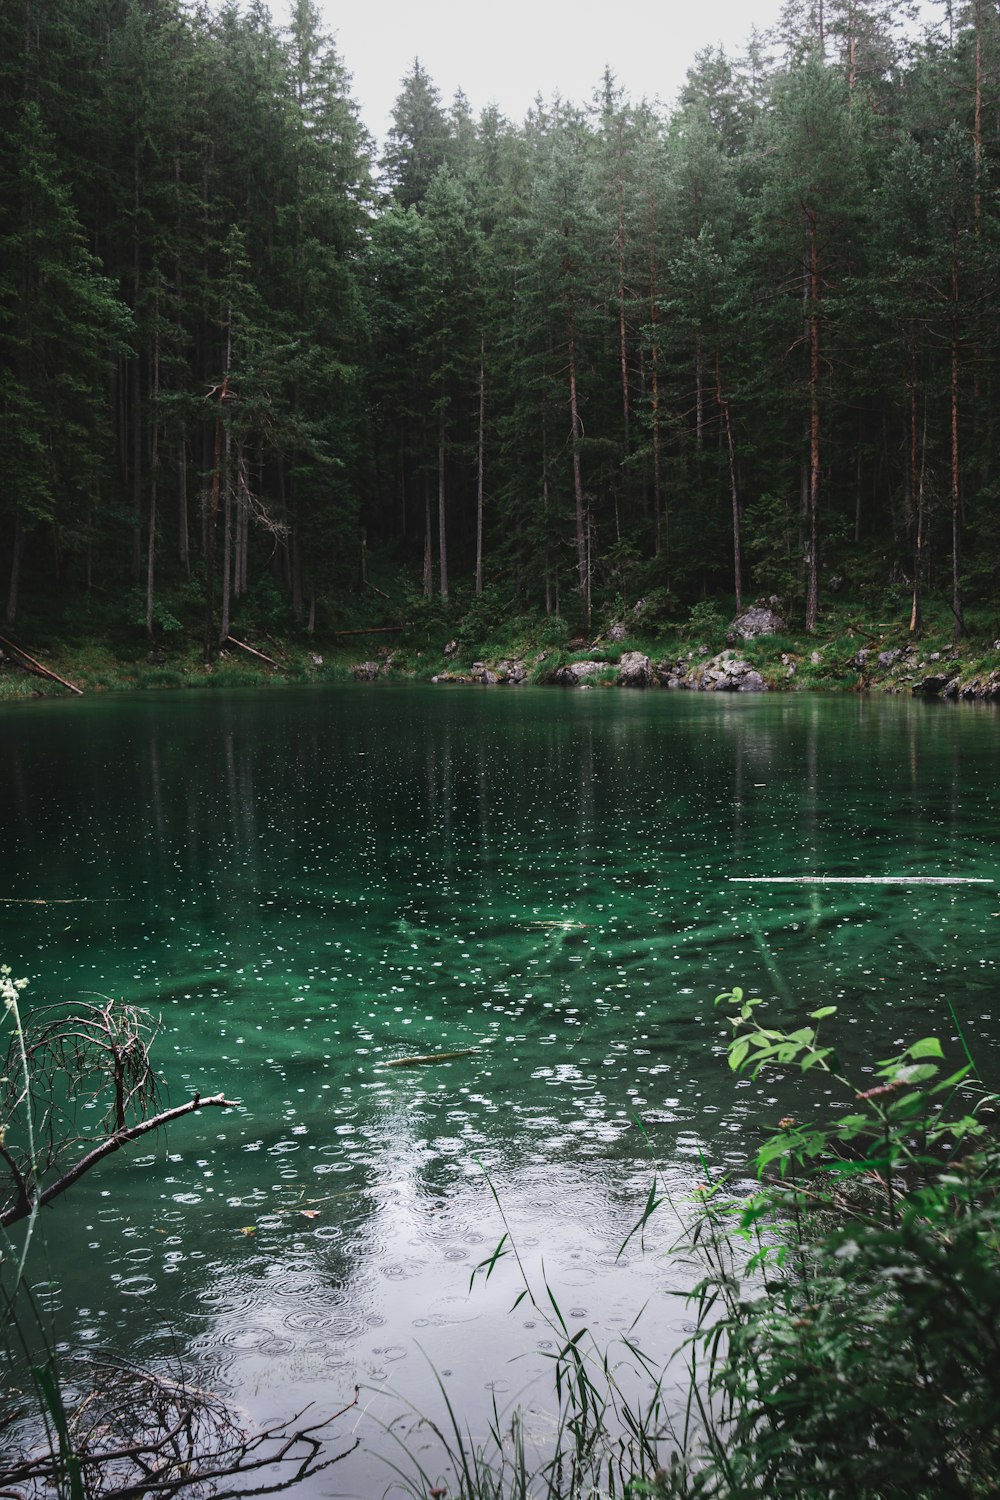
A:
2,685,998,1492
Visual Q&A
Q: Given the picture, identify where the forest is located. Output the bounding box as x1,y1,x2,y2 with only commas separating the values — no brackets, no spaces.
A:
3,0,999,656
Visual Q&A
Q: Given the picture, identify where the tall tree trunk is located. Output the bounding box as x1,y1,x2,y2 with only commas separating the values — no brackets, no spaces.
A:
219,304,233,645
695,333,704,450
203,379,226,665
291,527,303,620
177,433,189,575
716,350,742,613
437,411,448,602
647,197,664,561
5,512,23,627
950,282,964,639
974,0,983,224
423,477,432,598
617,170,630,456
234,442,248,599
130,349,142,585
806,214,821,633
130,138,142,584
145,319,160,639
909,363,927,638
219,423,232,645
475,338,485,596
567,298,587,616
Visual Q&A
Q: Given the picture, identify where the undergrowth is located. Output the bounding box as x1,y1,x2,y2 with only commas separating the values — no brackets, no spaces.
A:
388,989,1000,1499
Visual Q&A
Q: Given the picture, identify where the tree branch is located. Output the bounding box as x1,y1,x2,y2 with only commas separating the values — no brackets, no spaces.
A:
0,1093,238,1228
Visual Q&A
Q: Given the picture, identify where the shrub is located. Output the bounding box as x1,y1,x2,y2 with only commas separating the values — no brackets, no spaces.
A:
660,989,1000,1499
684,600,726,650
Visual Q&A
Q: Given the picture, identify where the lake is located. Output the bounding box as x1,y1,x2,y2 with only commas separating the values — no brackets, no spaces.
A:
2,684,998,1493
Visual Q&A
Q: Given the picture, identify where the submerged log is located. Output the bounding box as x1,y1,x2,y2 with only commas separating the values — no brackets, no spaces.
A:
383,1048,480,1068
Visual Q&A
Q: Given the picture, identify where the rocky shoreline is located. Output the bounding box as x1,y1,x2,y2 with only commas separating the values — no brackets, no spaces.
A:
352,647,1000,700
352,604,1000,702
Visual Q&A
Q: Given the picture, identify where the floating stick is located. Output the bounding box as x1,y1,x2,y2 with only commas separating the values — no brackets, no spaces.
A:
383,1048,480,1068
730,876,991,886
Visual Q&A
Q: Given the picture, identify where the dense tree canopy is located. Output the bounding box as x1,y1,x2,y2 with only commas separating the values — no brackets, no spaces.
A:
2,0,998,639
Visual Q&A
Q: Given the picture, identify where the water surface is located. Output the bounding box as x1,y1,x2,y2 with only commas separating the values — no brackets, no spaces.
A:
2,685,998,1491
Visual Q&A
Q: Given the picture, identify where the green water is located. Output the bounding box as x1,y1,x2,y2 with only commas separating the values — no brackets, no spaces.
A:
2,685,998,1491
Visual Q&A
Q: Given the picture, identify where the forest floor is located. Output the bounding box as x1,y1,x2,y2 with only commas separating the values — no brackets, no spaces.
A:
2,595,999,703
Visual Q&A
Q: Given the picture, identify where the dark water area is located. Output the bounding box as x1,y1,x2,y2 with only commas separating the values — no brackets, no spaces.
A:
1,685,998,1492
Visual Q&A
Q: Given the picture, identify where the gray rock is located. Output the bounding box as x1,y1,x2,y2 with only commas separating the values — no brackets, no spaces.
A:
495,658,527,684
352,661,380,681
310,653,323,666
553,660,604,686
618,651,653,687
951,670,1000,701
444,638,458,658
470,663,499,685
655,658,686,688
691,651,768,693
877,648,902,667
912,673,956,696
431,671,470,684
728,607,785,642
606,622,628,643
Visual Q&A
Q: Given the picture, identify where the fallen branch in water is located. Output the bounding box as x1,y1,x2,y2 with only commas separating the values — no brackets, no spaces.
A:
383,1048,480,1068
0,1091,239,1228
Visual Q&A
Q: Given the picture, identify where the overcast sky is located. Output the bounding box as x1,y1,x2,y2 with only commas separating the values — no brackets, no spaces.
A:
301,0,792,143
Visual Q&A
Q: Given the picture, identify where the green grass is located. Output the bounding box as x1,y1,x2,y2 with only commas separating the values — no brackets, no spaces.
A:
5,577,1000,703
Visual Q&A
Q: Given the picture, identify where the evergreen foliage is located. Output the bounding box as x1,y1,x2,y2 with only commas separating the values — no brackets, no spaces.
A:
2,0,999,640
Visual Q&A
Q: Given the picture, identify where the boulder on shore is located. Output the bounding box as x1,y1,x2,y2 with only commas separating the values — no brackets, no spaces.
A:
553,660,604,686
727,606,785,643
689,651,768,692
495,658,527,684
352,661,380,681
655,658,687,689
618,651,653,687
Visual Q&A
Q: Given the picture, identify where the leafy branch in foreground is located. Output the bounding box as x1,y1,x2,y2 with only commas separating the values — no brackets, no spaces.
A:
658,987,1000,1500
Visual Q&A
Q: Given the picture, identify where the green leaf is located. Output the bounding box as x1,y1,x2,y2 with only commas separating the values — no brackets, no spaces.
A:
808,1006,838,1020
929,1065,972,1095
907,1037,945,1060
894,1062,939,1085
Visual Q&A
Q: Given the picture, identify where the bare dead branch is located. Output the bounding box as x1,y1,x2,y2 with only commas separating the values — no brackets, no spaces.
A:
0,1357,359,1500
0,1093,237,1228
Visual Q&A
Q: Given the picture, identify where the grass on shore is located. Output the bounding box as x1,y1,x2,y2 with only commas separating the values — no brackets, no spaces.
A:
2,583,998,703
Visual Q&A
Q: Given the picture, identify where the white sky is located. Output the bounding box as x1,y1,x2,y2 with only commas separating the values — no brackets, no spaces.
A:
305,0,792,143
